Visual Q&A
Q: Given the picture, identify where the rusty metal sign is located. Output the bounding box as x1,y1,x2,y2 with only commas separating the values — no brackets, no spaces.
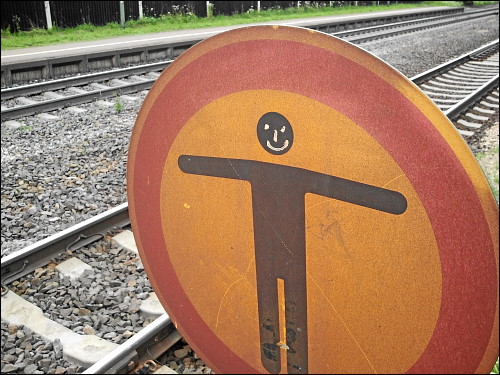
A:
127,26,498,374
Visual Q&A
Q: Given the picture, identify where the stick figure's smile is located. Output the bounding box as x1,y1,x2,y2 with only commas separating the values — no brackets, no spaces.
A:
267,139,290,152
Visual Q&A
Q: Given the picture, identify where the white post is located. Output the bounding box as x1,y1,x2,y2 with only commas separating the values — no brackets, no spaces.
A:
44,1,52,30
206,1,211,17
120,1,125,28
138,1,143,18
297,1,300,8
257,1,260,12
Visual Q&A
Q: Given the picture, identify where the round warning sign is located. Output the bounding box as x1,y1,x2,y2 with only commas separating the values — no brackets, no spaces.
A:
127,26,498,374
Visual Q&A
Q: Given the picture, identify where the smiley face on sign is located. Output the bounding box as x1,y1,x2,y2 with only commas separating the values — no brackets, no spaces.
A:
128,25,499,374
257,112,294,155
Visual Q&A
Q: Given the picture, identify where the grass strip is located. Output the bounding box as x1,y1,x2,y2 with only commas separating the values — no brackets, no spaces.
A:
4,1,497,50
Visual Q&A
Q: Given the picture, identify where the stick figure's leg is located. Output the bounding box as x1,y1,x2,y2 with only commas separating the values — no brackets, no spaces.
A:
255,266,281,374
251,180,309,373
284,262,308,374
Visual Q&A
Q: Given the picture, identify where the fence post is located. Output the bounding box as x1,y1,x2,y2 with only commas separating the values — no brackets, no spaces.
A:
138,1,143,18
44,1,52,30
120,1,125,28
206,1,211,17
257,1,260,11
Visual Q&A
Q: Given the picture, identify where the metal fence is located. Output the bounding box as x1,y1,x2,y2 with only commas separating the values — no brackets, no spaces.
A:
1,1,208,31
1,1,408,32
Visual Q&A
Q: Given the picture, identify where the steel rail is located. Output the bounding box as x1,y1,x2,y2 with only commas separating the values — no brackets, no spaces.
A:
337,8,498,43
0,61,171,100
82,313,181,374
444,74,499,120
1,79,156,120
343,9,498,44
1,202,129,285
410,39,499,84
332,7,497,39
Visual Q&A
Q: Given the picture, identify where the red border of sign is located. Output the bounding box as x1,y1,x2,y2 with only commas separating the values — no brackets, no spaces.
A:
128,27,498,373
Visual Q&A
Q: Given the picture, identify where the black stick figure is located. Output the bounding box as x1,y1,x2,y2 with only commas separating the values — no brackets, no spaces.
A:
178,113,407,374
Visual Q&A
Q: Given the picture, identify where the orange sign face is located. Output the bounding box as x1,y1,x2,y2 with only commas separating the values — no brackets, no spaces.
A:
128,26,499,374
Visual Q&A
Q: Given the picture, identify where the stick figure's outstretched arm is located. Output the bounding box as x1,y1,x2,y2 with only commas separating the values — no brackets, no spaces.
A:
306,169,407,215
179,155,407,215
178,155,252,181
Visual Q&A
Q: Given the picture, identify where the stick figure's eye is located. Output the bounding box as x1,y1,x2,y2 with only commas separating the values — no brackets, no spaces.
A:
280,126,286,133
264,124,270,130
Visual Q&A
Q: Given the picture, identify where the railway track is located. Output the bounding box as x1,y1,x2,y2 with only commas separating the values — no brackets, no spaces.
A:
411,39,499,138
1,228,185,374
2,37,499,373
1,7,498,122
0,6,469,86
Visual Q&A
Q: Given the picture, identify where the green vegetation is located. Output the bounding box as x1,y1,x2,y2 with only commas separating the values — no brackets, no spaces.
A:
2,1,497,50
114,97,124,113
476,145,499,203
470,1,499,5
492,358,499,374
